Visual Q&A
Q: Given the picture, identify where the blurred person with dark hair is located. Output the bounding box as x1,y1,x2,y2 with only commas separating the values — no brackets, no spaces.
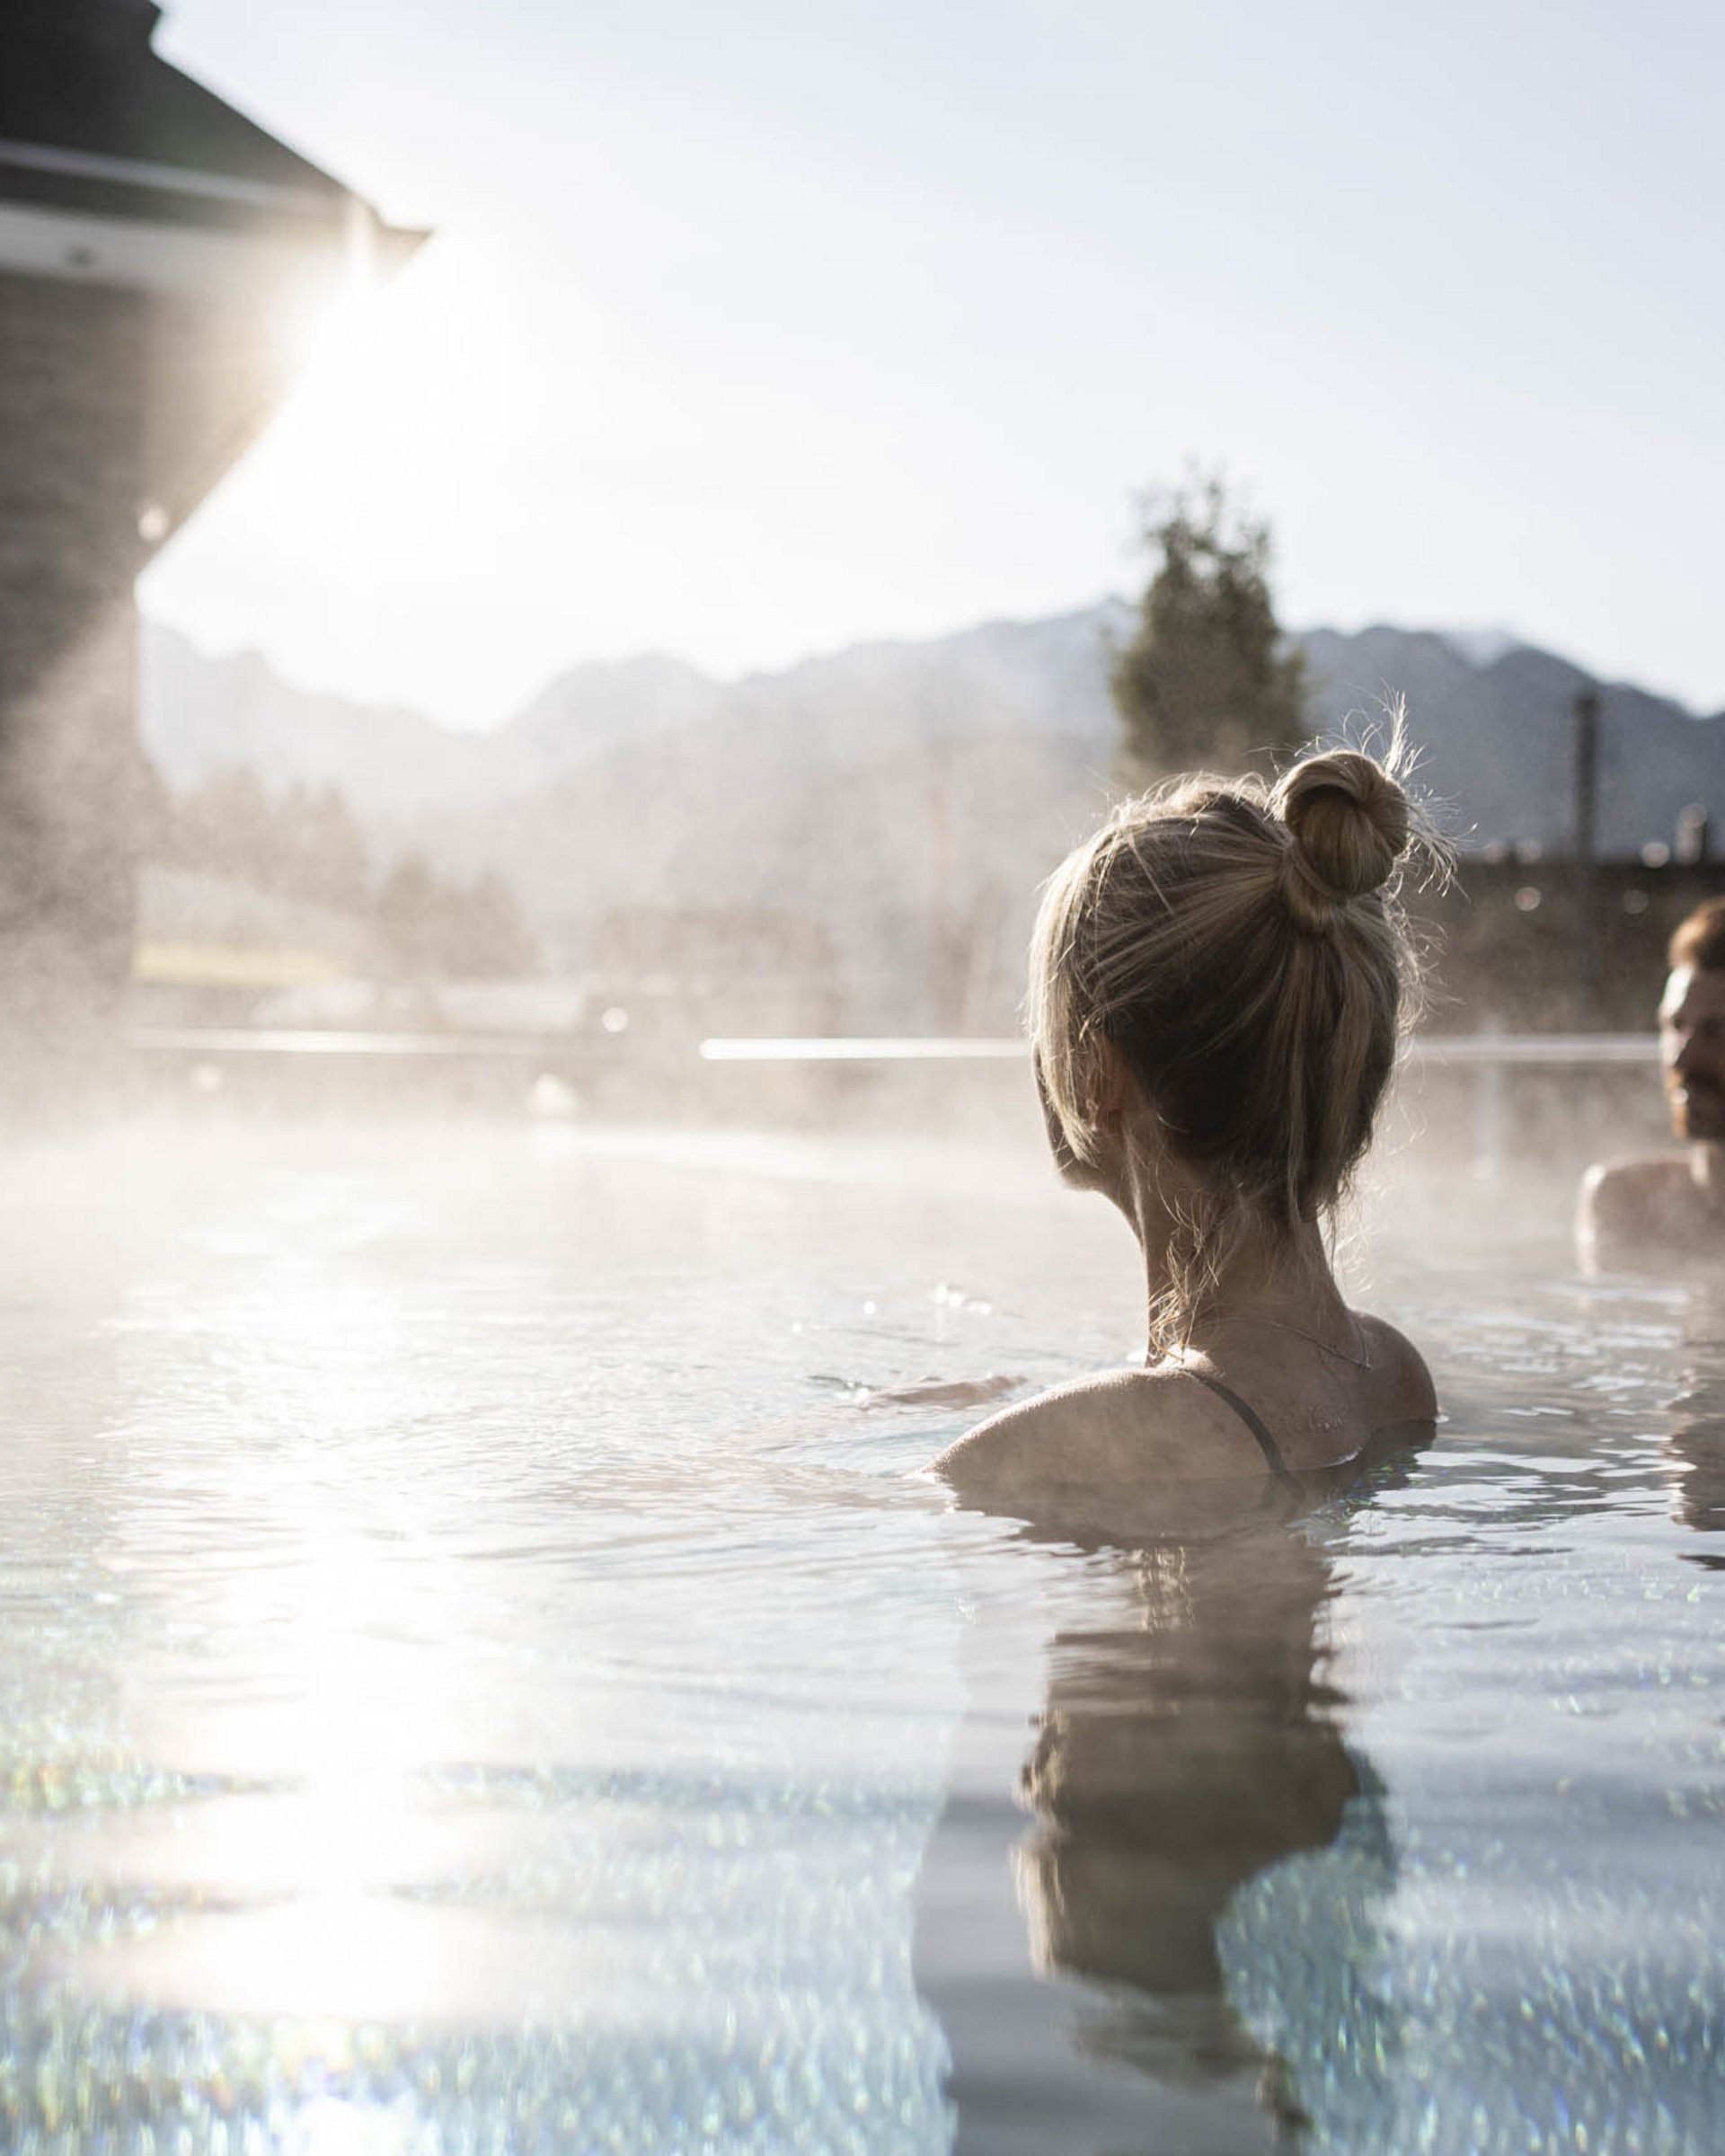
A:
1579,898,1725,1267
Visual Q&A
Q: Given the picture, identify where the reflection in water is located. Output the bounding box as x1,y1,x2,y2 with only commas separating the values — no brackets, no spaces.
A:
927,1458,1420,2151
1667,1286,1725,1552
1018,1517,1375,2116
21,1134,1725,2149
0,1129,974,2152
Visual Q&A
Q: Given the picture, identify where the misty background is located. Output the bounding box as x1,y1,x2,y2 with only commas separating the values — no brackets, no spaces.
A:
137,609,1725,1045
5,0,1724,1124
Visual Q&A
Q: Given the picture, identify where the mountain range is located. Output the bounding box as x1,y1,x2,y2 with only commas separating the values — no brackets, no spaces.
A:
140,608,1725,1025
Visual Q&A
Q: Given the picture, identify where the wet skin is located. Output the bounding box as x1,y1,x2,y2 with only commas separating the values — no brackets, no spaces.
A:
937,1042,1437,1491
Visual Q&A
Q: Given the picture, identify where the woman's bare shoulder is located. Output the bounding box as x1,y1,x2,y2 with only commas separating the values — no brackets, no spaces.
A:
1354,1310,1438,1423
931,1363,1268,1494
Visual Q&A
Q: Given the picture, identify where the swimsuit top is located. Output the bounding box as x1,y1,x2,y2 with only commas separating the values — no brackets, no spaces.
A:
1183,1365,1300,1490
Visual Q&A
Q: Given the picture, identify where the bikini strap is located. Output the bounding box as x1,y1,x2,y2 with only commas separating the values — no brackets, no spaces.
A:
1182,1365,1300,1488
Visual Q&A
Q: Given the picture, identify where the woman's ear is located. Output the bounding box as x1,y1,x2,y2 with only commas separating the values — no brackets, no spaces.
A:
1088,1037,1135,1131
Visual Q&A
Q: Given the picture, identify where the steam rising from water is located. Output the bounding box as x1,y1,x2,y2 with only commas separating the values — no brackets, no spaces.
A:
0,1096,1717,2151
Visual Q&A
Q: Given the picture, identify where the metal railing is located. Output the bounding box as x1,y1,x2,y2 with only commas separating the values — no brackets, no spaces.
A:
131,1027,1660,1067
700,1033,1660,1067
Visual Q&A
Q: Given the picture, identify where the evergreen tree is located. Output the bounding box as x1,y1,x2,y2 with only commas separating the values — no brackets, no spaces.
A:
172,767,279,885
377,852,441,978
377,854,538,979
1110,478,1308,786
279,783,371,912
161,769,539,980
449,870,536,978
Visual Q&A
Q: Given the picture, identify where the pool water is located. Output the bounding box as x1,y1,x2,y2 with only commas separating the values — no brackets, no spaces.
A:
0,1118,1721,2153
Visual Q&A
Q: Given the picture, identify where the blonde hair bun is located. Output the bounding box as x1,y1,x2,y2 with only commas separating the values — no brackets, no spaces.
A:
1027,738,1441,1344
1271,748,1411,929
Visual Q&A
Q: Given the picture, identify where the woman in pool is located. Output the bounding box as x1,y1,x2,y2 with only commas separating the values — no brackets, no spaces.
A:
935,743,1439,1497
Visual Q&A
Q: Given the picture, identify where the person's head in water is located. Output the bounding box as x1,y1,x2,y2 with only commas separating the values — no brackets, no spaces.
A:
1028,746,1425,1348
1662,899,1725,1145
1577,894,1725,1268
934,738,1439,1497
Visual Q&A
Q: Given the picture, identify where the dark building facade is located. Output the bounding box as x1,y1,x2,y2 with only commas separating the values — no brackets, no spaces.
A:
0,0,420,1046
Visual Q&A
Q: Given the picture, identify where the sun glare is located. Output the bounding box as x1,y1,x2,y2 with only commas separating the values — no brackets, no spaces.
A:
276,271,385,389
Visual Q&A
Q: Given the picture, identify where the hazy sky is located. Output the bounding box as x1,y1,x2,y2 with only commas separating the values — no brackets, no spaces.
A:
138,0,1724,729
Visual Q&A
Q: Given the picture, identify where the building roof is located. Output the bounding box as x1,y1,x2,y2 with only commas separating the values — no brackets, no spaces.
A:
0,0,418,252
0,0,428,536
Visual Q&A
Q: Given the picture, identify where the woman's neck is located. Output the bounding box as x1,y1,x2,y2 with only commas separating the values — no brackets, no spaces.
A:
1178,1224,1351,1355
1105,1115,1348,1360
1206,1219,1340,1316
1125,1181,1346,1362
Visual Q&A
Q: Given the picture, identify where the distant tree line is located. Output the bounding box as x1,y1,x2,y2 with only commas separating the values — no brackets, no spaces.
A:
151,766,537,978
